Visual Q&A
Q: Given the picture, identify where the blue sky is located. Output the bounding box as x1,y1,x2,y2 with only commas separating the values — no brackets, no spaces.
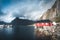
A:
0,0,56,23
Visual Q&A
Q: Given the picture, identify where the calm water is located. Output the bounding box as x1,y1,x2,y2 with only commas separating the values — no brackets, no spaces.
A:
0,25,55,40
0,25,35,40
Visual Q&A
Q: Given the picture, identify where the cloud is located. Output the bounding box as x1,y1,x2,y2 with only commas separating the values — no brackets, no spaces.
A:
1,0,56,23
0,13,15,23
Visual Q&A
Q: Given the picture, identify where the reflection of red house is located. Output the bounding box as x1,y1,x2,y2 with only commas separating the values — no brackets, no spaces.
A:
35,20,53,27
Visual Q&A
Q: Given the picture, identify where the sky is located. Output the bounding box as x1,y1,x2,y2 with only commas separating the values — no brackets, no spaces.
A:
0,0,56,23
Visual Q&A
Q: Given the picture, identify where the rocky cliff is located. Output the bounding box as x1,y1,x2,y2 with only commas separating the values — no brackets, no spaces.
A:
40,0,60,22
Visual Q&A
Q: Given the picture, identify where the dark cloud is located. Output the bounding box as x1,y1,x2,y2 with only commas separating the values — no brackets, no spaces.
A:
0,0,56,23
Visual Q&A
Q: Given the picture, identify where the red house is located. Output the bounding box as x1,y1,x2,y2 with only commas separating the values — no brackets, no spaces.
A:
35,20,53,27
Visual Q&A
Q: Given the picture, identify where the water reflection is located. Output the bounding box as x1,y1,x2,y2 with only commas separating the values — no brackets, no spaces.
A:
3,25,13,35
0,24,35,40
0,25,14,40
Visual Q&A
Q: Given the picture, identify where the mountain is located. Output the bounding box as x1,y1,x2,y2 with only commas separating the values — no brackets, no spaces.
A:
40,0,60,22
11,17,35,25
0,17,35,25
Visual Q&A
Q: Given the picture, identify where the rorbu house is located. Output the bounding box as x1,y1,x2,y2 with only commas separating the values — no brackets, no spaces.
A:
34,20,54,32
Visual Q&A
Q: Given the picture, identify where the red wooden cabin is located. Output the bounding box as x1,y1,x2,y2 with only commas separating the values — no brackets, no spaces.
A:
35,20,53,27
